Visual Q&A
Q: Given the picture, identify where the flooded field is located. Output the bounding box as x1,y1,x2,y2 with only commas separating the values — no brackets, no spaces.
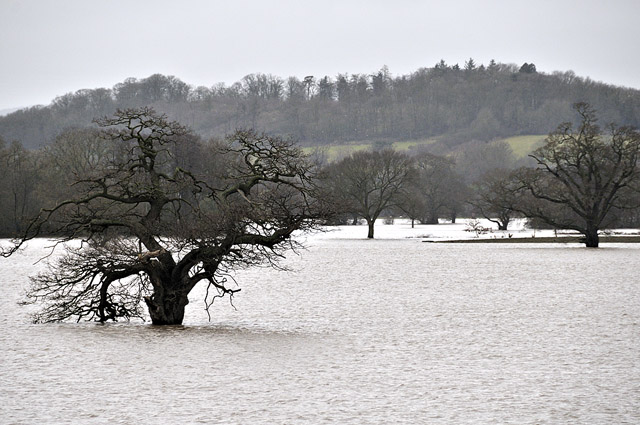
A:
1,224,639,424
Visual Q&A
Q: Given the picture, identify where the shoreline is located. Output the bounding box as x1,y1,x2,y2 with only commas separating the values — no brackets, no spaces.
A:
430,235,640,244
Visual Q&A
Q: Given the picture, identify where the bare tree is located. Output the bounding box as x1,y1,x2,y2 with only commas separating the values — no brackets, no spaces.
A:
516,102,640,247
469,168,522,230
404,153,462,224
303,76,315,100
396,184,427,228
2,108,326,324
0,140,40,234
322,149,412,238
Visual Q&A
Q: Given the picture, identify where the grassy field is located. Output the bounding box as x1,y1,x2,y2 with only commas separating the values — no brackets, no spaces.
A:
303,135,547,162
499,135,546,158
391,137,439,151
303,137,438,162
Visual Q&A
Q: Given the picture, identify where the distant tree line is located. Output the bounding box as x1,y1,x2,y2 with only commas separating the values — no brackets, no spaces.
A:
3,103,639,248
3,104,638,326
2,60,640,151
319,103,640,246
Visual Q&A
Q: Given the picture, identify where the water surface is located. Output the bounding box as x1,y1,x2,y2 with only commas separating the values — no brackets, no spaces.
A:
1,236,639,424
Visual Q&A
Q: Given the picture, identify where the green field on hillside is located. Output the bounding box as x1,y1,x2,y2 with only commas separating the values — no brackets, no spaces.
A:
499,135,546,157
391,137,439,151
303,138,438,161
304,135,546,162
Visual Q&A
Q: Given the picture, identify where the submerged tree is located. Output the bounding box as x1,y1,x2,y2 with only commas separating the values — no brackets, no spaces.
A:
516,102,640,247
2,108,326,324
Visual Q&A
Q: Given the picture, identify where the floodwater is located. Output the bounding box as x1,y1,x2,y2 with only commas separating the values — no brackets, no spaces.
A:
1,230,639,424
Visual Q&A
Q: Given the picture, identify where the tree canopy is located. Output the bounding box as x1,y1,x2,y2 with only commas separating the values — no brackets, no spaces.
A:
2,61,640,151
516,102,640,247
468,168,522,231
2,108,328,324
321,149,412,238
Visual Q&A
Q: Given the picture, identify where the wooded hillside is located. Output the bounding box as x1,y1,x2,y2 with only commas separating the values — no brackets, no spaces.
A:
2,60,640,151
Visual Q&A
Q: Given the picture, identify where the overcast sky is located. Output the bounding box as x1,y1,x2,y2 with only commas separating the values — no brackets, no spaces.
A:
1,0,639,111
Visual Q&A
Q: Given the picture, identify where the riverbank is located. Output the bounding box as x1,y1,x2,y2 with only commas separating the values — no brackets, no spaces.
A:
433,235,640,244
315,218,640,243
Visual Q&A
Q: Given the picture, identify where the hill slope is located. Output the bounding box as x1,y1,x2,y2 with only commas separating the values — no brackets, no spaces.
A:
1,61,639,150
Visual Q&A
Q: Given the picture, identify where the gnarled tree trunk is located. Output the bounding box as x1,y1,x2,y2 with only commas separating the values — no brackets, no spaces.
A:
144,287,190,325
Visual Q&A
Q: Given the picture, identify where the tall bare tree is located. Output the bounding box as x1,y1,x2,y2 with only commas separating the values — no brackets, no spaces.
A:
400,153,463,224
469,168,522,230
2,108,326,324
516,102,640,247
322,149,412,238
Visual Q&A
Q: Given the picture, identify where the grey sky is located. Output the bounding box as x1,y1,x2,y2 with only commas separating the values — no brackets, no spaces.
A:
1,0,639,111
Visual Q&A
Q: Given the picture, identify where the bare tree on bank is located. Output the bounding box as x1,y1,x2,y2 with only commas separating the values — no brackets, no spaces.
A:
469,168,522,231
411,153,464,224
322,150,412,238
2,108,327,325
397,153,466,226
516,102,640,247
